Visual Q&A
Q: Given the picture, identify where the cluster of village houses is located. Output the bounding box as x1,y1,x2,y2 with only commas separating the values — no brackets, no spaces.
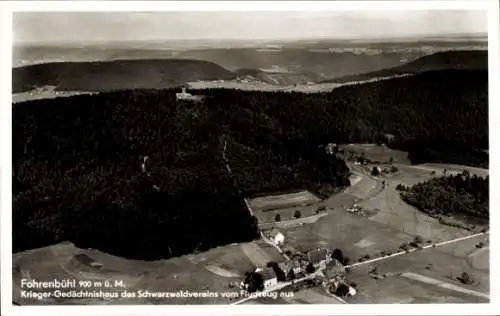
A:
241,230,357,298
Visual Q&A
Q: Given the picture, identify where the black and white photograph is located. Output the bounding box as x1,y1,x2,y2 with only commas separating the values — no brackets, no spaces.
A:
1,1,499,315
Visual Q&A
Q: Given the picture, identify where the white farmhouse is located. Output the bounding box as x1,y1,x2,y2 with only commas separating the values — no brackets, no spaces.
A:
307,248,331,270
272,232,285,246
348,286,357,297
175,87,204,102
257,267,278,289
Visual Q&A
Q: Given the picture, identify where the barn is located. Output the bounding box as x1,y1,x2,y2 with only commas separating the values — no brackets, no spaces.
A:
307,248,331,270
256,267,278,289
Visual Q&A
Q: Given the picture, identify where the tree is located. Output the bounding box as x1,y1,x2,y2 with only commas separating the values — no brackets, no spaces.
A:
274,213,281,222
266,261,276,267
400,242,411,252
305,263,315,273
396,184,406,191
294,210,302,219
335,284,350,297
342,256,350,266
459,272,473,285
331,248,344,263
413,235,424,244
244,271,265,293
267,262,286,282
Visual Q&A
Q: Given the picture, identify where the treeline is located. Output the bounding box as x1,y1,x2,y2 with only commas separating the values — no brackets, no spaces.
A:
400,172,489,220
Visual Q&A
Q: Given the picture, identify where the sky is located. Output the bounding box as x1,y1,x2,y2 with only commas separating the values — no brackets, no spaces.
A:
13,11,488,43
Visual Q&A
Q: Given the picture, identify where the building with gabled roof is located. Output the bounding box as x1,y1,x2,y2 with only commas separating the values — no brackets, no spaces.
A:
279,259,302,277
272,232,285,246
175,87,204,102
256,267,278,289
307,248,331,270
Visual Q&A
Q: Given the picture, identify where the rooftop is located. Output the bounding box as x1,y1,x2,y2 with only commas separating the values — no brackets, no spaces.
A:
258,267,277,281
307,248,329,264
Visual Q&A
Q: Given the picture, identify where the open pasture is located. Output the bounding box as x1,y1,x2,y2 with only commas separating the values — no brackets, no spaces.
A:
341,144,411,164
248,190,321,211
408,163,489,178
280,210,412,262
363,181,470,241
346,233,489,304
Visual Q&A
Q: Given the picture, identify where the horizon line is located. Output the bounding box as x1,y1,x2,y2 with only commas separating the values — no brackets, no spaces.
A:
13,32,488,46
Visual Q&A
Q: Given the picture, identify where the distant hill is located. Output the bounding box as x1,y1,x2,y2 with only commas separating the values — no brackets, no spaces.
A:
12,59,236,93
321,50,487,83
176,48,425,80
234,68,318,85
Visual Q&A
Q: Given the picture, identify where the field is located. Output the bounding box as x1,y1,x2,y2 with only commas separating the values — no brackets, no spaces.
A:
248,191,321,211
345,234,489,304
13,239,284,305
280,207,413,260
406,163,489,178
12,86,96,103
187,74,410,94
277,159,488,254
270,145,489,304
248,287,343,304
361,180,469,241
341,144,411,164
248,191,328,227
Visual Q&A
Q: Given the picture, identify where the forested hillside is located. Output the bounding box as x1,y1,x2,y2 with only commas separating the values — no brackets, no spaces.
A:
13,91,258,259
12,59,236,93
13,68,487,258
323,50,487,83
12,90,349,258
200,69,488,167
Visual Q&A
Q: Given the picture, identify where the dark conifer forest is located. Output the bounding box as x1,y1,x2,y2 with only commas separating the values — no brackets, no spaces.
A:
401,172,489,220
12,68,488,259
